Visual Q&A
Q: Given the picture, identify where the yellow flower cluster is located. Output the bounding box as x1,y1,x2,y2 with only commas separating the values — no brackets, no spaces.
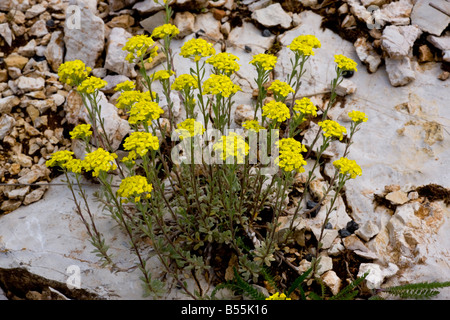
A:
265,292,291,300
262,100,290,122
293,97,317,117
242,120,265,133
116,91,155,110
152,69,175,81
334,54,358,72
58,60,91,86
206,52,240,74
171,74,198,91
333,157,362,179
122,35,158,63
180,38,216,62
115,81,136,92
83,148,118,177
123,131,160,158
175,118,205,140
268,80,294,98
45,150,75,168
348,110,368,123
276,138,307,172
250,53,277,71
151,24,180,39
202,74,241,97
213,132,249,163
128,101,164,125
288,35,321,56
318,120,347,140
65,158,84,174
77,76,107,94
69,124,92,140
116,175,153,203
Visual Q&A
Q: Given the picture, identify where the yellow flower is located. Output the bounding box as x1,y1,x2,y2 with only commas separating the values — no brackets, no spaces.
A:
276,138,307,172
242,120,265,133
333,157,362,179
127,100,164,125
268,80,294,98
116,90,156,110
77,76,107,94
202,74,241,97
266,292,291,300
65,158,84,174
213,132,249,163
122,150,137,164
348,110,368,123
293,97,317,117
123,131,160,157
69,124,92,140
151,24,180,39
250,53,277,71
318,120,347,140
206,52,240,74
171,74,198,91
262,100,290,122
175,118,205,140
180,38,216,62
116,175,153,203
58,60,91,86
115,81,136,92
122,35,157,63
334,54,358,72
83,148,118,177
152,69,175,81
45,150,75,168
288,35,321,56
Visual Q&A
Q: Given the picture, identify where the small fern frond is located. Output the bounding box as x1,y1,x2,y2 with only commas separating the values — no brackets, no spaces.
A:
287,267,312,297
329,272,369,301
383,281,450,300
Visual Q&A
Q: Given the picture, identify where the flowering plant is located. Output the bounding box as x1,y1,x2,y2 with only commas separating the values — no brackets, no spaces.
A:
49,2,369,300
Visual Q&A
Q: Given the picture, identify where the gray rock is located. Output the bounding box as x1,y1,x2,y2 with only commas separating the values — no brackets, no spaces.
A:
25,4,47,19
29,20,49,38
354,37,382,73
45,31,65,73
173,11,195,38
18,39,37,58
15,76,46,92
411,0,450,36
0,114,16,140
104,28,136,78
381,25,422,59
385,56,416,87
132,0,165,14
0,23,13,47
0,96,20,114
139,11,166,34
251,3,292,29
64,0,105,68
108,0,138,11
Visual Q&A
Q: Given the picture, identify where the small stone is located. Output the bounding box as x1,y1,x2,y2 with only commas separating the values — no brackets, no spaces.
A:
385,56,416,87
0,96,20,114
13,154,33,168
25,4,46,19
338,228,351,238
107,15,135,29
29,20,49,38
16,76,46,92
438,71,450,81
306,200,320,218
46,19,56,29
385,190,409,205
9,163,21,175
0,114,15,139
18,39,37,58
174,11,195,38
251,3,292,29
322,271,341,296
4,53,29,70
23,187,46,205
346,220,359,234
335,79,357,96
6,186,30,200
316,254,333,276
262,29,272,37
418,45,433,63
234,104,254,125
0,23,13,46
1,199,22,212
211,8,226,20
355,220,380,241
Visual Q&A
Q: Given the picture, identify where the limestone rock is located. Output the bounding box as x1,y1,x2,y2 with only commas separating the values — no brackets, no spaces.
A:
354,37,382,73
316,254,333,276
108,0,138,11
0,96,20,114
0,23,13,46
132,0,165,14
251,3,292,29
385,190,409,205
16,76,45,92
194,12,223,40
18,39,37,58
139,11,165,34
64,0,105,68
104,27,136,78
29,20,49,38
0,114,16,139
45,31,65,72
4,53,29,70
321,270,341,296
234,104,254,125
381,25,422,59
174,11,195,38
385,56,415,87
357,262,399,289
335,79,357,96
411,0,450,36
